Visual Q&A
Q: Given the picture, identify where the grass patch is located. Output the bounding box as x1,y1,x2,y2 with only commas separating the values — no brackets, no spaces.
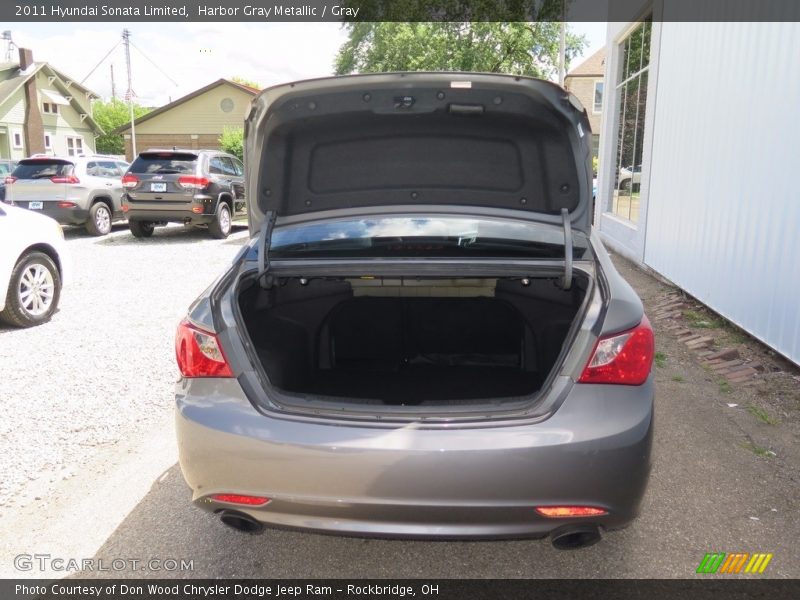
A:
671,375,684,383
654,351,667,368
718,380,733,394
683,309,722,329
746,404,780,425
739,441,774,458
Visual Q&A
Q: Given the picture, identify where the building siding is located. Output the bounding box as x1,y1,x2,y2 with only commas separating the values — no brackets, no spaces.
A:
640,22,800,364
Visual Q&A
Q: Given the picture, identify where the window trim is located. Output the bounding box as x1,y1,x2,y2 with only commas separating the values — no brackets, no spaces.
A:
66,136,84,157
44,133,52,149
593,80,604,114
12,131,23,149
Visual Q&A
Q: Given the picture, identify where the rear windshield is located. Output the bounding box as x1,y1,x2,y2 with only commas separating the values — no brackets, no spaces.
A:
13,161,73,179
270,216,590,260
129,153,197,175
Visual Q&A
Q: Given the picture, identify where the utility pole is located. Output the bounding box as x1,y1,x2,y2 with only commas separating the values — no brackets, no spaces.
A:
110,64,116,100
123,28,136,157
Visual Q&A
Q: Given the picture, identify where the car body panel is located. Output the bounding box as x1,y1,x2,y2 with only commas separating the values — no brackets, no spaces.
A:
0,203,70,312
177,375,653,538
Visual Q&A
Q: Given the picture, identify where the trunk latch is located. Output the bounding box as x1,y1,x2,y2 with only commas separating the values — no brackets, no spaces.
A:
561,208,573,290
257,210,278,289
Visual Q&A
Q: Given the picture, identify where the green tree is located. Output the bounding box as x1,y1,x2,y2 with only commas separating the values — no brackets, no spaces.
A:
219,126,243,160
231,76,260,89
93,99,150,155
334,22,586,79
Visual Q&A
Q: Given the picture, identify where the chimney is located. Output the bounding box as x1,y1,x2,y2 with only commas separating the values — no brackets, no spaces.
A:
18,47,34,70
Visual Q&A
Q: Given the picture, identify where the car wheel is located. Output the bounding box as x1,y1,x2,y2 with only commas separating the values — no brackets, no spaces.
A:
86,202,112,236
0,251,62,328
208,203,231,239
129,220,155,238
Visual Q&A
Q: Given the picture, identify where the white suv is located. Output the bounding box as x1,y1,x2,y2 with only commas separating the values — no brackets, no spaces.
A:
5,154,130,236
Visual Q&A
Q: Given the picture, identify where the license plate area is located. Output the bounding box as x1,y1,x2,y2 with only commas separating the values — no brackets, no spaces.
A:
150,183,167,192
29,201,43,209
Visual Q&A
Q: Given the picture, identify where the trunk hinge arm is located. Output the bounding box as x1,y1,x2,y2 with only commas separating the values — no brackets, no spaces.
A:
561,208,573,290
257,210,278,289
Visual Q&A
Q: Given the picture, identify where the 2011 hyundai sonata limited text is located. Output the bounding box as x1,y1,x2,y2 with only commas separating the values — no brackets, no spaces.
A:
175,73,654,549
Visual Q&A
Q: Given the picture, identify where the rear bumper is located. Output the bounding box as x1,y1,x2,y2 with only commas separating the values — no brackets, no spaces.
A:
31,206,89,226
124,194,215,225
176,376,654,539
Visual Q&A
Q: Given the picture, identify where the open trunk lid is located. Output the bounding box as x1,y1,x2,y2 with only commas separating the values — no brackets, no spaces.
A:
244,72,594,236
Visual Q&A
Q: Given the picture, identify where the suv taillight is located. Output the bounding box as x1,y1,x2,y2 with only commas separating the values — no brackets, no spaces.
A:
578,316,654,385
121,174,139,189
4,176,16,185
178,175,210,190
50,175,80,184
175,319,233,378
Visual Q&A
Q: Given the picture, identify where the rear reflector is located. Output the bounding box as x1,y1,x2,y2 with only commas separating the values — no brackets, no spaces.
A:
578,315,654,385
121,204,129,213
175,319,233,378
50,175,80,184
191,206,203,214
211,494,271,506
57,201,77,208
4,176,16,184
178,175,210,190
121,174,138,189
536,506,608,518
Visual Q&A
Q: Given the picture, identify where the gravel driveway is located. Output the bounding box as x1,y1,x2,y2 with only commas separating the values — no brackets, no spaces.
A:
0,224,249,509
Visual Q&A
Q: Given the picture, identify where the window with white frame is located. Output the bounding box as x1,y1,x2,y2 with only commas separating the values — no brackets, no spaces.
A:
12,131,23,148
44,133,52,149
42,102,58,114
610,18,652,223
66,136,84,157
593,81,604,113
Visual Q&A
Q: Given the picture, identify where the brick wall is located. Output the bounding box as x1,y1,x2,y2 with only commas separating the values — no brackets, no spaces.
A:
123,133,221,161
564,76,603,135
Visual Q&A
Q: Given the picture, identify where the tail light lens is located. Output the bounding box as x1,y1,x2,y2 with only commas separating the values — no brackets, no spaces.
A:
4,176,16,185
175,319,233,378
57,201,77,208
536,506,608,518
121,174,139,189
50,175,80,184
178,175,210,190
578,316,654,385
210,494,271,506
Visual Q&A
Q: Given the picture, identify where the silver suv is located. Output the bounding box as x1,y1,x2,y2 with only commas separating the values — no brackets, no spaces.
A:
5,155,130,236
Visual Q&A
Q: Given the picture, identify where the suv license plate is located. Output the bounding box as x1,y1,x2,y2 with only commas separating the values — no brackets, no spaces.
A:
29,201,43,209
150,183,167,192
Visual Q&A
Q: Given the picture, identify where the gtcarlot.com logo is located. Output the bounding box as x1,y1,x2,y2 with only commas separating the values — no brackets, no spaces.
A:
696,552,773,574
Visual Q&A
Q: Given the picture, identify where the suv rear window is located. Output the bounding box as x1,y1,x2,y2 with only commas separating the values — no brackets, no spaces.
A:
129,152,197,175
13,160,73,179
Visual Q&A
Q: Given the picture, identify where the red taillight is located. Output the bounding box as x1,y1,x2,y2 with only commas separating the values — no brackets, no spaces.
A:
210,494,271,506
121,174,138,189
178,175,210,190
4,176,16,185
50,175,80,184
578,316,654,385
175,319,233,378
57,201,77,208
536,506,608,518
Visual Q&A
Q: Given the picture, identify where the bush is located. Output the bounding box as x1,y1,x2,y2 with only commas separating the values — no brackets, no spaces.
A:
219,127,243,160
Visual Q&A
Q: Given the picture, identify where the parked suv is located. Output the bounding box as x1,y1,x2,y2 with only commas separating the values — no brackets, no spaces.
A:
5,155,130,235
174,74,655,548
121,149,245,239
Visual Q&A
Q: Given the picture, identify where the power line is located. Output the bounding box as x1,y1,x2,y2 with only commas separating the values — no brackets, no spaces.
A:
79,40,121,85
129,39,179,87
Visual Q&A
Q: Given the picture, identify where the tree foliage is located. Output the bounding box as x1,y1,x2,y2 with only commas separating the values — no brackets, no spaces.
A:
93,99,150,155
219,127,244,160
334,22,586,79
231,76,261,89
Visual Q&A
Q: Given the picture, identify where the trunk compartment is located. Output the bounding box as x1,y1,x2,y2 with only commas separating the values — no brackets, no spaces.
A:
237,273,589,408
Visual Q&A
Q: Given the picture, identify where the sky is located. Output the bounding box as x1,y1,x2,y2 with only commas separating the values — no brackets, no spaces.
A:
5,22,607,107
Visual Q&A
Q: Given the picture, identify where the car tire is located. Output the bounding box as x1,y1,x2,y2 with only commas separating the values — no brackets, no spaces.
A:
86,202,113,236
129,220,155,238
0,251,62,328
208,202,231,239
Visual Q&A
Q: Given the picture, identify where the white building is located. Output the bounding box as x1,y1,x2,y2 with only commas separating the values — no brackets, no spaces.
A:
595,17,800,365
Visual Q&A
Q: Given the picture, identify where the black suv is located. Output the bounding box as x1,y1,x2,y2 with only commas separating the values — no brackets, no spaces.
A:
121,149,246,239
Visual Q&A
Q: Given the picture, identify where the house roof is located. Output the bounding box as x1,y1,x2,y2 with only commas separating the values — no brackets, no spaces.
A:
0,61,103,134
114,79,261,134
567,47,607,78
